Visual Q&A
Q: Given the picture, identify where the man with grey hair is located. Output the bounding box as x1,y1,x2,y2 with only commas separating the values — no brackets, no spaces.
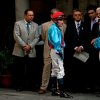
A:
96,7,100,62
96,7,100,18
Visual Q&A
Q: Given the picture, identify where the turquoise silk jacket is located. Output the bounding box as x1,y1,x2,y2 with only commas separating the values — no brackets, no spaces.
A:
48,23,65,59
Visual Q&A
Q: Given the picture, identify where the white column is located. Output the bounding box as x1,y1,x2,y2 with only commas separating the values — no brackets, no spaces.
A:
15,0,30,21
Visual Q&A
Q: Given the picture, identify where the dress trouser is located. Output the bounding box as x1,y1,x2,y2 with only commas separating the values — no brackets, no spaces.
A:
40,57,52,90
13,55,36,90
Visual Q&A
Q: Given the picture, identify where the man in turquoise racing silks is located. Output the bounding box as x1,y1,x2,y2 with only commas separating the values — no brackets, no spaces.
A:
48,11,73,98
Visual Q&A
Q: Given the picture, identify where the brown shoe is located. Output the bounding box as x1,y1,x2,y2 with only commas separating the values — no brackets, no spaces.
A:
38,89,47,94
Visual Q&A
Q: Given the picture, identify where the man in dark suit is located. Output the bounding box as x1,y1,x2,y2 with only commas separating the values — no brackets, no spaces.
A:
84,5,98,91
65,9,87,91
84,5,97,51
90,8,100,91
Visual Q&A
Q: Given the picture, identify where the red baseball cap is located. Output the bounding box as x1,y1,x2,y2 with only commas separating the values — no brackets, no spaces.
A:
51,11,65,20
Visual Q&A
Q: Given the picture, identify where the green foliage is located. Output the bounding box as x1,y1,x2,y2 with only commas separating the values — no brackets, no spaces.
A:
0,48,14,75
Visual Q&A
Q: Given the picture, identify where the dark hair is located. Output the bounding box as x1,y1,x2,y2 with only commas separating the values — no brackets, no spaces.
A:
24,9,34,15
86,5,97,12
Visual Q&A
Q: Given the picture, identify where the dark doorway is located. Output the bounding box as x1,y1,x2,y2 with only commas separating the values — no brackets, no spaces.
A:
0,0,15,51
30,0,56,25
73,0,79,9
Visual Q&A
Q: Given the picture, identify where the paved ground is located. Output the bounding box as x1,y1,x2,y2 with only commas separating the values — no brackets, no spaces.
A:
0,88,100,100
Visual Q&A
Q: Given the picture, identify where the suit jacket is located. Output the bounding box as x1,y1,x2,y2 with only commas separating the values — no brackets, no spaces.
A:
41,20,66,59
91,22,100,40
84,17,98,45
65,21,86,55
12,20,39,57
90,22,100,54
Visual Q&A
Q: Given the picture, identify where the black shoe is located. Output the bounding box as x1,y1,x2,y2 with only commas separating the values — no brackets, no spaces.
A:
16,87,23,92
52,90,60,96
60,92,73,98
96,92,100,97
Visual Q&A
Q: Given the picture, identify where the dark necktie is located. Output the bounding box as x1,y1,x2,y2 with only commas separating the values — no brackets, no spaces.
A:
77,22,80,35
27,22,30,35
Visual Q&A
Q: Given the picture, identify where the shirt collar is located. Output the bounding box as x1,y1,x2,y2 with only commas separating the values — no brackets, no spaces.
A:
95,17,100,22
24,19,31,25
91,17,98,23
75,20,81,25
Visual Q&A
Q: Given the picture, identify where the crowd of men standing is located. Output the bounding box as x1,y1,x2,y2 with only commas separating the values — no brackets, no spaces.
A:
11,4,100,97
64,5,100,92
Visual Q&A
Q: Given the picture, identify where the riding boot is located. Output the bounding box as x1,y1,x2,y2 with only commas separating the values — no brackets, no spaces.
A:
51,77,60,96
58,78,73,98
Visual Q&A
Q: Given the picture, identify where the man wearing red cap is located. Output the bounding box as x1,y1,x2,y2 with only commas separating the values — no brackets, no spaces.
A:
48,11,73,98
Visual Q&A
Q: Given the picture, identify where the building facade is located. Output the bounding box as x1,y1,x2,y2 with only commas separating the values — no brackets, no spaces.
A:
0,0,100,90
1,0,100,50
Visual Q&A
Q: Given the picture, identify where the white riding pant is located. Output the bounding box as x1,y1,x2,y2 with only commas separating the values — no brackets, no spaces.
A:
50,49,65,79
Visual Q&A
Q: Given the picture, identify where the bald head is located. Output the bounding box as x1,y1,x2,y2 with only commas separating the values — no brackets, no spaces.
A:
50,8,60,20
51,8,60,14
96,7,100,18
